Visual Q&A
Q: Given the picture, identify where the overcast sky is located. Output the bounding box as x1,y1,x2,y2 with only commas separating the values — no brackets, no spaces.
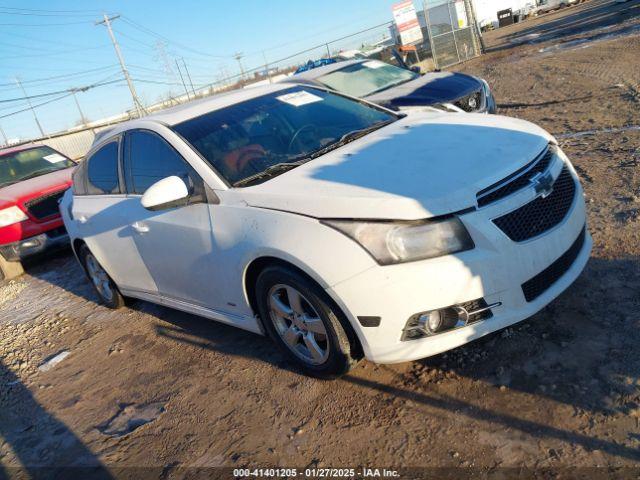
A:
0,0,404,141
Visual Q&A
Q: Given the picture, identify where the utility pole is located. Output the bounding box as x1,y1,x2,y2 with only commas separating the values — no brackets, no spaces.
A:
70,88,88,126
233,52,245,84
181,58,196,97
262,51,272,84
174,59,191,100
96,13,145,117
15,77,45,137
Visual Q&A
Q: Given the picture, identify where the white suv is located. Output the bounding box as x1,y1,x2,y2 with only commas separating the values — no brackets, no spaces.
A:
60,85,590,377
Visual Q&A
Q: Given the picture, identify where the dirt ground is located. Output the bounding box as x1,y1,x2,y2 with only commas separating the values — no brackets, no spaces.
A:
1,0,640,477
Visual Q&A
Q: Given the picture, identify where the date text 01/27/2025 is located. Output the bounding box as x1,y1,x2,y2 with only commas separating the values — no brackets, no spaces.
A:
233,467,400,478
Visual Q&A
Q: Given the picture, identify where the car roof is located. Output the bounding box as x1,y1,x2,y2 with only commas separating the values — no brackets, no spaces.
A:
90,83,298,148
147,83,293,126
286,59,367,82
0,143,47,157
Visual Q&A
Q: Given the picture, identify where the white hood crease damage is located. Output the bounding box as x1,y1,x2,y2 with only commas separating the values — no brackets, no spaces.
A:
226,111,554,220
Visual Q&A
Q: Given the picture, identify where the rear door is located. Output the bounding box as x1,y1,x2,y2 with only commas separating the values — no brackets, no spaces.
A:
72,137,158,294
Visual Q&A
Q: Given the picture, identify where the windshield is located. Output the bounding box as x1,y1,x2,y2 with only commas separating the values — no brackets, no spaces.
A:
173,87,396,186
0,146,74,188
317,60,419,98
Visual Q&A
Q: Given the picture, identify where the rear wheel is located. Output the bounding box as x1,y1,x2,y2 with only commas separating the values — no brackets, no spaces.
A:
0,254,24,282
79,245,125,309
255,265,359,378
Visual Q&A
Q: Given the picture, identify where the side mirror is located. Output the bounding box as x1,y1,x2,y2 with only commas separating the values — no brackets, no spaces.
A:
410,66,422,74
141,176,189,211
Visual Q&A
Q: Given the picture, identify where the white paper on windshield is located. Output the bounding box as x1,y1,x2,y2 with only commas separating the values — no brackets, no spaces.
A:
43,153,67,164
363,61,384,69
276,90,323,107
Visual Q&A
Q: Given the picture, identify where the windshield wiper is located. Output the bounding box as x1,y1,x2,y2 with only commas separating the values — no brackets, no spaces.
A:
233,161,304,187
232,119,396,187
337,119,396,144
301,118,397,161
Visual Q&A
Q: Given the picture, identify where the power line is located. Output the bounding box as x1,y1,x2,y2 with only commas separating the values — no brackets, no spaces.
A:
1,73,123,103
120,15,230,58
112,28,156,48
0,6,105,14
0,72,123,103
0,79,125,120
0,86,83,103
0,65,119,87
0,8,99,17
0,20,91,26
2,44,111,60
0,29,103,49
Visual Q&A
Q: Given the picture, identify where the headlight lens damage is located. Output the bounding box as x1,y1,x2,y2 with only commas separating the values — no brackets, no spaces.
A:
323,216,474,265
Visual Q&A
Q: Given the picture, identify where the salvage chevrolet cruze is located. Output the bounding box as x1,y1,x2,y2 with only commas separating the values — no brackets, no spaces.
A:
60,84,591,377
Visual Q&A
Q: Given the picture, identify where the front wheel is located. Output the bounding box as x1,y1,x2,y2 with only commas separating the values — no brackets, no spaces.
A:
79,245,125,309
255,265,360,378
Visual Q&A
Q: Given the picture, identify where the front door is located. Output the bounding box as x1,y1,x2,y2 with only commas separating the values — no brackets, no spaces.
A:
121,129,220,308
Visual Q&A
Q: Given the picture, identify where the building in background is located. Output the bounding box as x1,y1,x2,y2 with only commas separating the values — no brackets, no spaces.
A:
472,0,537,29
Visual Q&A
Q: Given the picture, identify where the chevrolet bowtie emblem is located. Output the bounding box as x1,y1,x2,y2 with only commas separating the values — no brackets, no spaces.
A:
531,172,555,198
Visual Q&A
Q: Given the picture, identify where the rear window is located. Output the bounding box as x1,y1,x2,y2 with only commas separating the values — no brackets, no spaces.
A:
86,141,120,195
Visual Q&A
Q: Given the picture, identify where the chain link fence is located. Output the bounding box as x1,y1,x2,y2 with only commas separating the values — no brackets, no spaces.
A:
422,0,482,69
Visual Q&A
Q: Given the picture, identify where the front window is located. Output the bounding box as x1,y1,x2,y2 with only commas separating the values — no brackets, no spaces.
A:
173,87,396,186
317,61,418,98
0,146,74,188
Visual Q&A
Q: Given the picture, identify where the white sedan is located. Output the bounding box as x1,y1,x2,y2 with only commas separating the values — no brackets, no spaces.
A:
60,84,591,377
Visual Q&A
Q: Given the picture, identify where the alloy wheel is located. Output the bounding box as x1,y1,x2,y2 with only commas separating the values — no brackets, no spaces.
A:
85,253,114,302
267,284,329,365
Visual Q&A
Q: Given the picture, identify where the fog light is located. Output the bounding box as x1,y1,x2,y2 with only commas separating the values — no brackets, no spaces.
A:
418,309,459,335
401,298,499,341
418,311,441,333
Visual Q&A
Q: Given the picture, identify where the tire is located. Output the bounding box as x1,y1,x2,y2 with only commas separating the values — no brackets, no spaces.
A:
0,254,24,282
79,245,125,309
255,265,359,378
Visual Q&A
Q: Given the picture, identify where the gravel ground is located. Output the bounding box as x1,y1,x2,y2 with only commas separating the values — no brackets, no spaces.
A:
1,0,639,477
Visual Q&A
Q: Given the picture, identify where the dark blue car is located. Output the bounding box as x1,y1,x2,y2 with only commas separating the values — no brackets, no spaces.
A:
286,58,496,114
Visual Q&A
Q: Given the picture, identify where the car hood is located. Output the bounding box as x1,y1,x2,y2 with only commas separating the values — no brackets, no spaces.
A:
0,167,74,209
365,71,481,108
230,112,553,220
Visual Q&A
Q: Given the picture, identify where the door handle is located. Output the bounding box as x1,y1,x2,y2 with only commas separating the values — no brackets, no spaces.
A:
131,221,149,234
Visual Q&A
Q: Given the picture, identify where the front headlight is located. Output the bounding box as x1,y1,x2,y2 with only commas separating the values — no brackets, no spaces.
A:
322,217,474,265
0,206,28,228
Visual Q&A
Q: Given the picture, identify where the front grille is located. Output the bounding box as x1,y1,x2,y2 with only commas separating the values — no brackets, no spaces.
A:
24,189,66,220
477,146,555,207
521,227,586,302
493,166,576,242
454,90,483,112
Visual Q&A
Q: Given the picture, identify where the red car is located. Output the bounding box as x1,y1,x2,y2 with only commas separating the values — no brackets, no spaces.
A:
0,144,75,280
